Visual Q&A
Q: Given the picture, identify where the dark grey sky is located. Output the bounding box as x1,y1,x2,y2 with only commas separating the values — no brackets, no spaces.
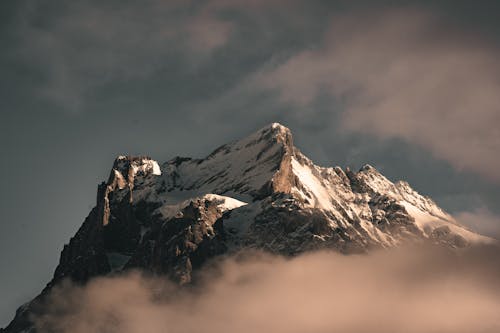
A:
1,0,500,326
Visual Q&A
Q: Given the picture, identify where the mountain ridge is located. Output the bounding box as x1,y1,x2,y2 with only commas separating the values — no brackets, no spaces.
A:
3,122,493,333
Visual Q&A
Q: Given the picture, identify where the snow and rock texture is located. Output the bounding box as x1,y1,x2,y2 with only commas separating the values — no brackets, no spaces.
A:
3,123,493,333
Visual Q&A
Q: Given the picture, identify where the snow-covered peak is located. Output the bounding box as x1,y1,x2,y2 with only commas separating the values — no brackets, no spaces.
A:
9,123,495,333
156,124,296,199
360,164,377,171
353,164,396,194
229,122,293,152
270,122,292,137
112,156,161,177
107,156,161,195
107,124,491,247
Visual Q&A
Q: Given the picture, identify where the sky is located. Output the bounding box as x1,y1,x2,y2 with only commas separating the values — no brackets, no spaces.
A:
1,0,500,327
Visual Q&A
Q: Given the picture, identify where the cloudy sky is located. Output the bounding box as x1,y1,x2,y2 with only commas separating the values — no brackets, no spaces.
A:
1,0,500,326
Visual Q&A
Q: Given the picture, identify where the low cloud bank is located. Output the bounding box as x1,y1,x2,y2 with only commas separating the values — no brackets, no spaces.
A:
35,245,500,333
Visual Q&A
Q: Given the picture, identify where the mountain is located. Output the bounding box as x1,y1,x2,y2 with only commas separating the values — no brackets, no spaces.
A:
3,123,492,333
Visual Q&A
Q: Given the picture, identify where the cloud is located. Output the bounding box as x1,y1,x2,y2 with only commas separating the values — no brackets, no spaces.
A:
455,208,500,238
9,0,307,112
10,0,234,110
258,7,500,182
184,14,232,54
34,246,500,333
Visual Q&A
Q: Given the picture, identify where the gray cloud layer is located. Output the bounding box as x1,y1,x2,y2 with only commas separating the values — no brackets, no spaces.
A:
11,0,237,110
35,246,500,333
257,8,500,182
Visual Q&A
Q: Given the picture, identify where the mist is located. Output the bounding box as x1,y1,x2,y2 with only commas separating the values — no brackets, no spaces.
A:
34,245,500,333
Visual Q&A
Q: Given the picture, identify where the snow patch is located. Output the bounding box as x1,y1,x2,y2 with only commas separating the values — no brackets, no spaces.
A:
158,194,247,220
291,157,333,210
204,194,248,211
131,159,162,177
400,201,493,244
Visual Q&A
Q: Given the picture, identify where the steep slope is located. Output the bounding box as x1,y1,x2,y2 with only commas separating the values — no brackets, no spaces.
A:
3,123,492,333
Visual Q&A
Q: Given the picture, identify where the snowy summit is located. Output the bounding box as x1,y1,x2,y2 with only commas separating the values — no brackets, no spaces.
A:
3,122,493,333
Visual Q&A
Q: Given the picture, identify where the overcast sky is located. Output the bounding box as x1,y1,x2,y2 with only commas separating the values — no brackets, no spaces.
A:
1,0,500,327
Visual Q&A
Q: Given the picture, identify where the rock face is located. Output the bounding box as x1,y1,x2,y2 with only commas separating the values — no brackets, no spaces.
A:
3,123,492,333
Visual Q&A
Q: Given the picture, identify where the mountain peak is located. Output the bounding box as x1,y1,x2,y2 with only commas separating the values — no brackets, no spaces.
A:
107,155,161,191
112,155,161,177
264,121,290,133
4,123,494,333
154,123,297,200
237,122,294,151
269,122,292,137
359,164,377,172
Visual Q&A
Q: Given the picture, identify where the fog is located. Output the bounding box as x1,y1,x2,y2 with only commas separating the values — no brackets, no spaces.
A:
35,245,500,333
